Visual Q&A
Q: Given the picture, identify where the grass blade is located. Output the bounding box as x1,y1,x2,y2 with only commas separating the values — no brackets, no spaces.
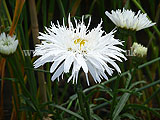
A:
57,0,67,23
126,104,160,118
50,104,84,120
9,0,25,36
112,93,130,120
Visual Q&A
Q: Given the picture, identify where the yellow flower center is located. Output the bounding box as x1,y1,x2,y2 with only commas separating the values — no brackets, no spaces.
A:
74,38,88,50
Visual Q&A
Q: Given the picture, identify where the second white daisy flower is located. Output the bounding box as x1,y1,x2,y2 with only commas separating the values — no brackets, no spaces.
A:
0,32,18,55
105,8,156,31
34,15,126,85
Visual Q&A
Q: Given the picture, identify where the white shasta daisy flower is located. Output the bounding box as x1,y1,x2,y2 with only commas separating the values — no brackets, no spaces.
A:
105,8,156,31
131,42,147,57
0,32,18,55
34,15,127,85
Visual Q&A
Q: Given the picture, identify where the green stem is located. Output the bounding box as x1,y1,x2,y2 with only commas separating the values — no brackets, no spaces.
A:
46,63,52,101
89,0,97,14
57,0,67,24
3,0,12,25
60,83,69,103
53,80,61,118
143,87,160,105
76,79,89,120
110,75,120,119
85,97,91,120
54,80,58,104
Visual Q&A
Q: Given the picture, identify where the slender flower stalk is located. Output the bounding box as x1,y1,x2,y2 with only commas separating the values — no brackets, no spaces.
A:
34,14,126,85
76,78,89,120
105,8,156,31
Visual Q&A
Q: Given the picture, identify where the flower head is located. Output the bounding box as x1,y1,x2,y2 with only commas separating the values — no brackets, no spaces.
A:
34,15,126,85
105,8,156,31
0,32,18,55
131,42,147,57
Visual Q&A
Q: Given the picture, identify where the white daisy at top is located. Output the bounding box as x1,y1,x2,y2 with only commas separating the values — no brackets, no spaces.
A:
33,15,127,85
105,8,156,31
0,32,18,55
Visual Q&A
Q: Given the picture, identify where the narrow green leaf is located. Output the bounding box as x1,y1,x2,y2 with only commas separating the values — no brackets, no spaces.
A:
49,104,84,120
94,98,111,104
89,0,97,14
112,93,130,120
0,78,17,82
121,113,136,120
91,114,103,120
126,104,160,118
136,79,160,92
57,0,67,24
125,72,132,89
143,88,160,105
24,67,50,73
129,80,146,90
99,84,113,98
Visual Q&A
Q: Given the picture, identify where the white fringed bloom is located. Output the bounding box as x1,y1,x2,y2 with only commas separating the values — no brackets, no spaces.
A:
0,32,18,55
131,42,147,57
33,15,127,85
105,8,156,31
